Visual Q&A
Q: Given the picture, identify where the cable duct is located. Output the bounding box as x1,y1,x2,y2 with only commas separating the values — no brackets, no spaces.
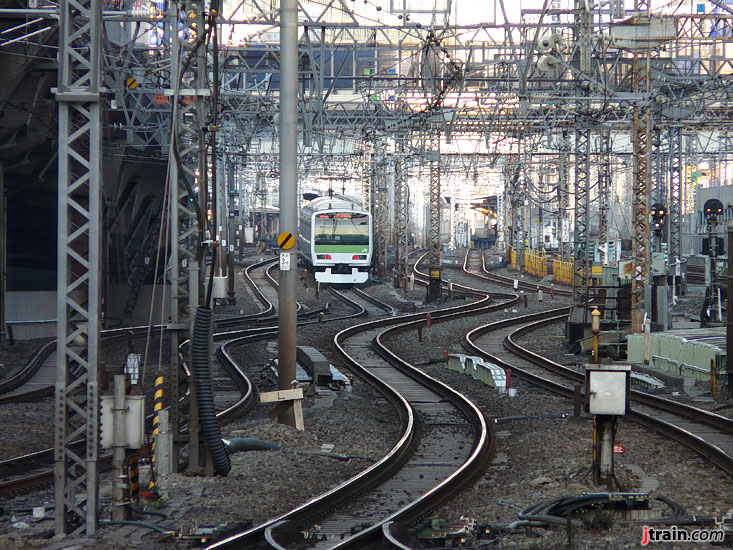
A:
191,306,231,476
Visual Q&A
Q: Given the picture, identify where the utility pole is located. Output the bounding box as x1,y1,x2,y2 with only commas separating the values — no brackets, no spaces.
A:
0,163,5,343
277,0,298,427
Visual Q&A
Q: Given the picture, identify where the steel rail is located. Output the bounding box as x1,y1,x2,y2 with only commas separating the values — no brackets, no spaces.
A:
463,312,733,477
463,248,573,297
0,259,280,402
210,259,518,549
352,287,396,315
0,260,283,495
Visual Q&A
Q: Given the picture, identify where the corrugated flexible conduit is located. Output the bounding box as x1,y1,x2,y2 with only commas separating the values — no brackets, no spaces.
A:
192,305,231,476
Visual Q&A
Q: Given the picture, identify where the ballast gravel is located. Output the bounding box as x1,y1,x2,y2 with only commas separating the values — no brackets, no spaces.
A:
1,254,732,550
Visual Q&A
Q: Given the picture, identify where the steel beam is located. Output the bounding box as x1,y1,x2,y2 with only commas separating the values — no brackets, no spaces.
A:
427,132,442,299
668,126,682,263
394,139,408,291
631,53,652,333
598,131,611,256
574,125,591,307
54,0,102,534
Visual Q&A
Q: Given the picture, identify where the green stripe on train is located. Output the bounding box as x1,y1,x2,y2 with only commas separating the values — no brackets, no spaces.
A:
314,245,370,253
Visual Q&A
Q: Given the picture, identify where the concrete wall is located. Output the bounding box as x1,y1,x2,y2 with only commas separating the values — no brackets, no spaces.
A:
107,284,171,328
5,291,56,339
4,284,172,339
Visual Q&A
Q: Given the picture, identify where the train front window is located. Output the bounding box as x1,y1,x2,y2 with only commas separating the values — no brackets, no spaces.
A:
314,213,369,245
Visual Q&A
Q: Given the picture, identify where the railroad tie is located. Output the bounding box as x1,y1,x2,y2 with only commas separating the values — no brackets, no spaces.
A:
149,375,165,492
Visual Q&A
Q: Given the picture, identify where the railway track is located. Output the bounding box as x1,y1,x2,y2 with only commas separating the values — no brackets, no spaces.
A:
0,259,286,496
210,258,524,549
0,255,400,497
0,258,280,404
464,249,572,297
462,269,733,478
324,285,396,318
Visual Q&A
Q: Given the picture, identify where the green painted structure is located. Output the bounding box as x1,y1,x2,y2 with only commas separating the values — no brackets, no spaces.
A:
627,328,726,382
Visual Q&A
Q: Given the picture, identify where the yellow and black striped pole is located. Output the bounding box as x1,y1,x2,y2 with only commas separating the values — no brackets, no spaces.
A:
128,454,139,504
149,375,165,493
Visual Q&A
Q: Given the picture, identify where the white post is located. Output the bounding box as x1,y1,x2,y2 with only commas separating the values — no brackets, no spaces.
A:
112,375,128,520
155,409,172,499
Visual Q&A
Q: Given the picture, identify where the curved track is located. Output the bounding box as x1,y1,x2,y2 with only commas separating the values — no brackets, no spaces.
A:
462,253,733,477
0,258,280,404
210,257,523,549
466,249,572,297
0,259,284,496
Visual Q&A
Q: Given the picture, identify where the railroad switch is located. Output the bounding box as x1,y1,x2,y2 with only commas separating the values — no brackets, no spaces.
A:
412,517,478,547
175,520,252,546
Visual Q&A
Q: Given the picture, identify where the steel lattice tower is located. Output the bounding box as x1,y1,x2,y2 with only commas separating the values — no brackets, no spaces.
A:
598,132,612,254
669,126,683,263
573,125,591,306
394,139,408,290
54,0,102,535
376,154,390,278
167,1,207,466
631,51,652,333
557,137,570,261
427,132,442,298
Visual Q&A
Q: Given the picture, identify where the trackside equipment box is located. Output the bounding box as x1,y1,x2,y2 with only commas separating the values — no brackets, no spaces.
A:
585,364,631,415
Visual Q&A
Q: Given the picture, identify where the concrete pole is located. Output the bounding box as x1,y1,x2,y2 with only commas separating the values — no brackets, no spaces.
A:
0,163,4,343
112,375,128,520
278,0,298,427
227,162,236,304
728,222,733,393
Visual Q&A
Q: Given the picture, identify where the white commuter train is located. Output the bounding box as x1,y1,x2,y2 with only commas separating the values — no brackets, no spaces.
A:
299,195,372,284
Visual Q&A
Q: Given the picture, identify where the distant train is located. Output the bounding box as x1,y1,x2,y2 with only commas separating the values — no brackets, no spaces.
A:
299,195,372,284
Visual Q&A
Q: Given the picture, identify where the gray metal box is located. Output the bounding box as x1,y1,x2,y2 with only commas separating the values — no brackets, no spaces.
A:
586,364,630,415
651,252,666,276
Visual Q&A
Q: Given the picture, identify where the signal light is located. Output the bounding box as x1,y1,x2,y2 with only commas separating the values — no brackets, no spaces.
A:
325,254,331,260
352,255,359,260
